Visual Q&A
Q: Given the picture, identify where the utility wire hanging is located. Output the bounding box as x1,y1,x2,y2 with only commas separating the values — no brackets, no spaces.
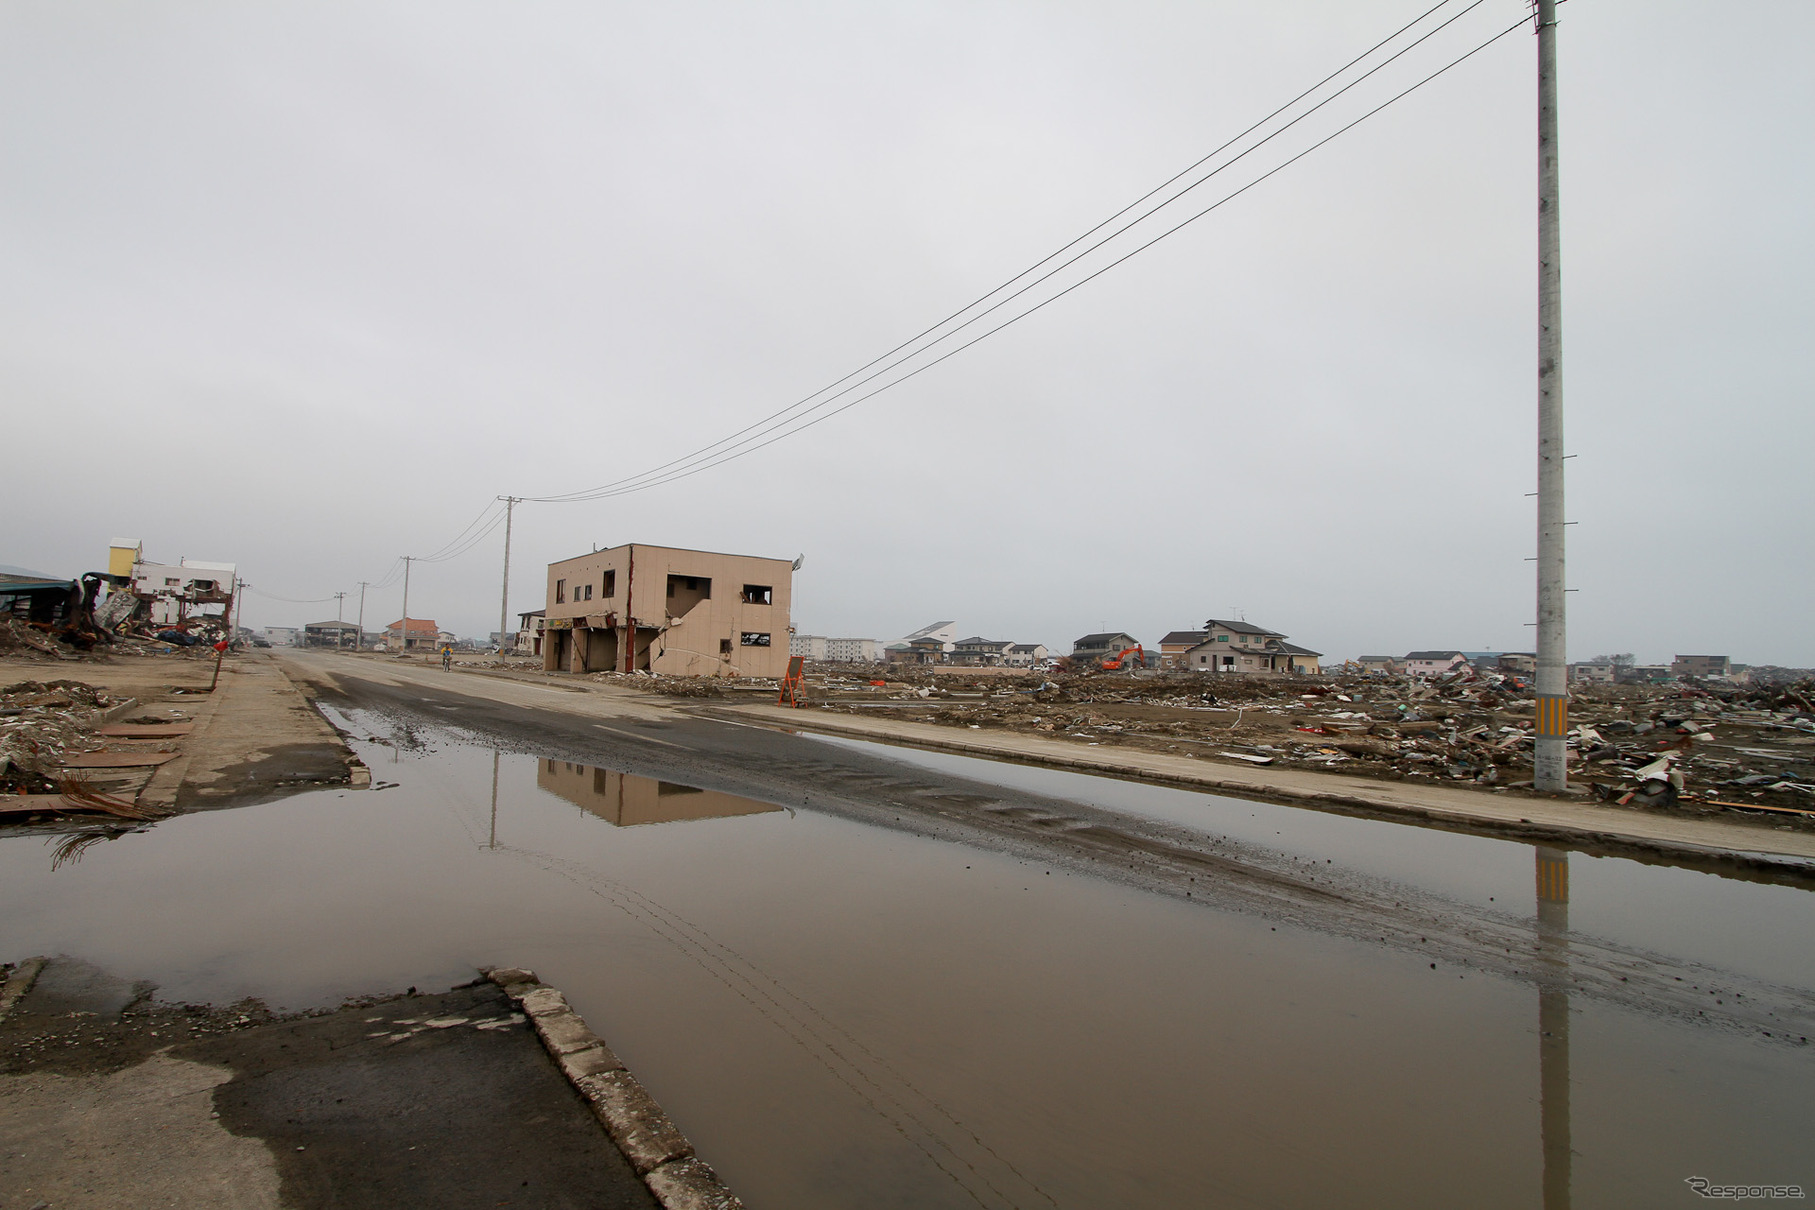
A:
530,2,1530,503
525,0,1475,506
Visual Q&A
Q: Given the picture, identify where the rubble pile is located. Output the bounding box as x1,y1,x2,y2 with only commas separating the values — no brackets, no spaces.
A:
771,665,1814,826
0,680,119,791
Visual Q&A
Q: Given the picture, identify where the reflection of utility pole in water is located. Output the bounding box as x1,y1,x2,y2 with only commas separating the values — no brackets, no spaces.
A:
489,749,500,850
1536,846,1572,1210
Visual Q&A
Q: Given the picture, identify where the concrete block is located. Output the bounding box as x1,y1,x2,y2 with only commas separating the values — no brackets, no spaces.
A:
484,967,538,988
518,986,571,1018
533,1009,601,1056
560,1042,626,1081
644,1156,745,1210
578,1070,693,1174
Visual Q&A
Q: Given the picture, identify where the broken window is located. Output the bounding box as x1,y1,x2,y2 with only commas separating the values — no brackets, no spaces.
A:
740,584,772,605
583,584,593,601
555,579,566,604
740,632,771,647
666,575,711,617
720,638,732,655
602,570,616,597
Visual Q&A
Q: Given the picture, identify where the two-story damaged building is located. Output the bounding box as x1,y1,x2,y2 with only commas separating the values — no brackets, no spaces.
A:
544,543,793,678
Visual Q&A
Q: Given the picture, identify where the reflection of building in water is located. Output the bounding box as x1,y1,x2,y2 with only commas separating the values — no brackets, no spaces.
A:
1535,845,1572,1210
537,760,782,827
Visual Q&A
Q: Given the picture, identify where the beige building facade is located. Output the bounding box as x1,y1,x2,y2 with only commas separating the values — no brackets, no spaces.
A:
544,543,793,677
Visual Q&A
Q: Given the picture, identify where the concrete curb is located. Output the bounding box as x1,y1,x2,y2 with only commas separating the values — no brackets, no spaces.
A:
697,704,1815,885
483,967,743,1210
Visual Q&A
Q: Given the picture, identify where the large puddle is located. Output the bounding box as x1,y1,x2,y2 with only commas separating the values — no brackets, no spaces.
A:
2,712,1811,1208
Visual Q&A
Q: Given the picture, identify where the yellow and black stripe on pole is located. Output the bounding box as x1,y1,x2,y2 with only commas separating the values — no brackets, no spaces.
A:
1535,693,1569,741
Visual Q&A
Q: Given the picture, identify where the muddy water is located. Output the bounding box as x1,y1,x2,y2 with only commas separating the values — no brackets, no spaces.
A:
1,716,1810,1209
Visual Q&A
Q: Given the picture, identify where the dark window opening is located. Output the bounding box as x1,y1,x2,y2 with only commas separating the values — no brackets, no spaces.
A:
555,579,566,604
741,584,772,605
719,639,732,655
583,584,593,601
602,570,616,597
740,632,771,647
666,575,711,617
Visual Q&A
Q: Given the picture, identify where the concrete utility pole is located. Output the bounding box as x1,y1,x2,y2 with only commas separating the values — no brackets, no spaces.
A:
497,496,519,657
333,591,348,648
356,581,369,652
399,557,414,653
1533,0,1569,793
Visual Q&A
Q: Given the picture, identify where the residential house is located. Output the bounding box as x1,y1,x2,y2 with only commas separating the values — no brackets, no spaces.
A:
1183,620,1322,675
1157,630,1208,669
1497,653,1537,675
888,635,949,665
262,627,300,647
1672,655,1732,679
516,610,546,657
1070,633,1143,665
1404,651,1470,678
1004,643,1049,668
899,621,957,648
386,618,439,651
1354,656,1402,675
1570,661,1615,684
543,542,793,678
950,637,1015,666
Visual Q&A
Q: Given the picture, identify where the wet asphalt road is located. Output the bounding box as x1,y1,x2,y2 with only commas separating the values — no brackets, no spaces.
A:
288,657,1815,1041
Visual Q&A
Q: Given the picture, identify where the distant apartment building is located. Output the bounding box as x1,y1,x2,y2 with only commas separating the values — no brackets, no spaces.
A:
790,634,829,661
790,635,883,662
826,637,880,663
544,542,793,678
1672,654,1732,679
263,626,300,647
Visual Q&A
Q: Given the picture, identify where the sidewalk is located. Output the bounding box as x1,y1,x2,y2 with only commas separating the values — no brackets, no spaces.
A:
710,702,1815,874
0,958,738,1210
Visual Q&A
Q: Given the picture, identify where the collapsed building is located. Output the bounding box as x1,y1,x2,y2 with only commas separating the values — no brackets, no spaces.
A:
543,543,793,678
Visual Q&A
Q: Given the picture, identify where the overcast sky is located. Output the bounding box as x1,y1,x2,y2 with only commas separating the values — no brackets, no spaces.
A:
4,0,1810,665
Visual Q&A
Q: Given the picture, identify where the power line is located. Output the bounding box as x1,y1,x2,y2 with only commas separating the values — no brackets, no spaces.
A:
243,586,339,604
524,0,1502,505
530,8,1532,502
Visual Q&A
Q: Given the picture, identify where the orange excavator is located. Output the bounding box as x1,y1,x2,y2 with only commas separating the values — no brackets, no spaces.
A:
1100,645,1145,672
